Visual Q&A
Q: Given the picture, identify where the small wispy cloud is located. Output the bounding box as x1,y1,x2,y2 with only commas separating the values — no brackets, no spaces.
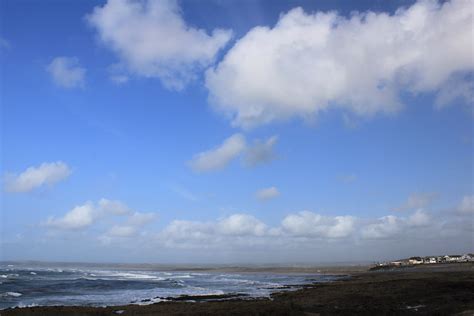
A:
4,161,71,193
104,212,155,238
256,187,280,201
46,57,86,89
244,136,278,167
392,192,438,212
188,134,246,172
188,134,279,172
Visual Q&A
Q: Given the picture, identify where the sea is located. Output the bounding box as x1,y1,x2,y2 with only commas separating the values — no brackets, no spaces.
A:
0,262,340,310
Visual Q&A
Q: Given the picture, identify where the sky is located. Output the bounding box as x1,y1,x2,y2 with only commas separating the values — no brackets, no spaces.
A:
0,0,473,264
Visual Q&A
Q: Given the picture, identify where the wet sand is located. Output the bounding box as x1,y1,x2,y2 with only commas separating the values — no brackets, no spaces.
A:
3,263,474,315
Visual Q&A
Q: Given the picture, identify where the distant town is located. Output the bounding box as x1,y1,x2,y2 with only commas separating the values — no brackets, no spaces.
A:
372,253,474,270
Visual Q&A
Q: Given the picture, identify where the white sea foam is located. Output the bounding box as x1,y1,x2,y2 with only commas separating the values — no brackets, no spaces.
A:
170,274,192,279
215,277,262,285
30,272,37,275
0,273,20,279
181,286,225,296
113,272,164,280
1,292,23,297
406,304,426,310
136,297,165,305
17,303,38,308
92,271,165,281
190,290,225,296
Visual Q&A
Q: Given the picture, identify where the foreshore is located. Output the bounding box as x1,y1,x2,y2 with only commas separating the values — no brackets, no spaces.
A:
3,263,474,315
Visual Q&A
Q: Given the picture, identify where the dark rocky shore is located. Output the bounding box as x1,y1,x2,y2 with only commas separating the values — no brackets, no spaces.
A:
3,263,474,316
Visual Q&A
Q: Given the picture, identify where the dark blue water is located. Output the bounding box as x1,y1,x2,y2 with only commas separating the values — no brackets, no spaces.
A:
0,263,338,309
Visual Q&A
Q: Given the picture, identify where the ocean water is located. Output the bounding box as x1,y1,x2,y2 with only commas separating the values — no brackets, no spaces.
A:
0,263,339,309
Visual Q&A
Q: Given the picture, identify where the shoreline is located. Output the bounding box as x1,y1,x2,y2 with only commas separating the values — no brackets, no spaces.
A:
2,263,474,315
0,261,370,274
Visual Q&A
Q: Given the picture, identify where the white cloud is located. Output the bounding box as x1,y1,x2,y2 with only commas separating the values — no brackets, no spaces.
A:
217,214,266,236
157,211,360,250
458,195,474,214
360,209,432,239
98,198,132,215
407,209,431,227
361,215,402,239
43,199,154,232
256,186,280,201
206,0,474,128
87,0,232,90
158,214,267,248
105,212,155,237
4,161,71,193
244,136,278,167
127,211,155,226
160,214,266,242
45,202,96,230
392,192,437,211
106,225,137,237
160,220,215,246
189,133,246,172
38,202,472,259
281,211,355,238
188,134,278,172
47,57,86,88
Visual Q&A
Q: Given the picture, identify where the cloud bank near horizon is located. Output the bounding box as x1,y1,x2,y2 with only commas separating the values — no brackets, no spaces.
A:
36,196,473,259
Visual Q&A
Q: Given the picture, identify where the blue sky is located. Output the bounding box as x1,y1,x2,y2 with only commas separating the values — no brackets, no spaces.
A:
1,0,473,263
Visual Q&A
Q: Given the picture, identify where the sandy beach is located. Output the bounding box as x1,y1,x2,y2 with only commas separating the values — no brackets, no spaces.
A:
3,263,473,315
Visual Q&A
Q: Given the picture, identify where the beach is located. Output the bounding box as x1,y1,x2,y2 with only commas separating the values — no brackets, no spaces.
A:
2,263,473,315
